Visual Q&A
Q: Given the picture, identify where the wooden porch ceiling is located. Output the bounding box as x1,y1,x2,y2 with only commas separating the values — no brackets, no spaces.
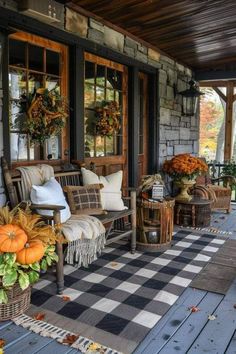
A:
65,0,236,71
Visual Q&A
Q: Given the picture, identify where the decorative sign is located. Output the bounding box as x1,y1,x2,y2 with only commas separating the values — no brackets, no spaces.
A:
152,183,164,200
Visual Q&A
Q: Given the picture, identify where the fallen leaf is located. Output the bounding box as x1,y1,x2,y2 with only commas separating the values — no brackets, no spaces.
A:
62,334,79,345
208,314,216,321
110,262,118,267
189,306,200,313
62,296,71,302
33,313,46,321
0,339,5,348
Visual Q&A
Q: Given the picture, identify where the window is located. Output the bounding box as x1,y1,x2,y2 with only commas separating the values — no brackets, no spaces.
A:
84,53,125,158
8,32,68,162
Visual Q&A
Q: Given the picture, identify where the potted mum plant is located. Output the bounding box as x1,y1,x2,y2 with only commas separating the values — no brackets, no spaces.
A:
163,154,208,201
0,206,58,320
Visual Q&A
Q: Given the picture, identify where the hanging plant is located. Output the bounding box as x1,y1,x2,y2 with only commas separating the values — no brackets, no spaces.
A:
15,87,69,145
94,100,121,137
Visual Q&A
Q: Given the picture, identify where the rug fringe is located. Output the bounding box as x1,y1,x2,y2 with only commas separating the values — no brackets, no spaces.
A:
179,225,232,235
12,314,122,354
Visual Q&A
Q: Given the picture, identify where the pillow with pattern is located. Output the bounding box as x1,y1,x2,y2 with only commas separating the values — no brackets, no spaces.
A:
63,184,105,215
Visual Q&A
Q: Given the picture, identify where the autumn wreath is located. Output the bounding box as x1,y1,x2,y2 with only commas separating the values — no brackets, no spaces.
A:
16,88,68,144
94,100,121,136
163,154,208,180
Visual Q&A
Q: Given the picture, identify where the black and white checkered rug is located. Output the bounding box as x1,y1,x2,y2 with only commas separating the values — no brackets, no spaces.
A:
30,229,227,354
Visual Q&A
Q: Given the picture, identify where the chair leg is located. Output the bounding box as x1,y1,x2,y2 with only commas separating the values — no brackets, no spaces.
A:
56,241,64,294
131,190,136,254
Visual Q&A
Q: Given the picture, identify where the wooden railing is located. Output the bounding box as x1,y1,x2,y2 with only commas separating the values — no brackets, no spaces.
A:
208,163,236,202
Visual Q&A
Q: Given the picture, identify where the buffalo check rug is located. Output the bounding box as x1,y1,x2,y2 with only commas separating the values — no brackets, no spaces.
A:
24,229,227,354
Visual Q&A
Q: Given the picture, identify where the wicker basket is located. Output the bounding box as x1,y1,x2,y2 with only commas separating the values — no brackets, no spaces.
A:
0,283,31,321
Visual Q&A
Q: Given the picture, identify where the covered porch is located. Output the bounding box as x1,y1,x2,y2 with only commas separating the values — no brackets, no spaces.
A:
0,1,236,353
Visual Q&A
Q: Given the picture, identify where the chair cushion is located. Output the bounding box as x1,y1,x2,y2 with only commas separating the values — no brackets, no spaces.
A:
81,168,127,211
63,184,104,215
30,178,71,223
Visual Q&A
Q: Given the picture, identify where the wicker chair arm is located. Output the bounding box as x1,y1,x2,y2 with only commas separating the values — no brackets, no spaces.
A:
30,204,65,211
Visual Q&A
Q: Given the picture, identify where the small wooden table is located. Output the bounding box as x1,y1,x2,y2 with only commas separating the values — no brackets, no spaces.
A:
137,197,175,251
175,198,212,227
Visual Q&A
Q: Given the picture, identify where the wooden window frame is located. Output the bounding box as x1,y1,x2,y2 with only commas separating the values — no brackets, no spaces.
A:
8,31,69,167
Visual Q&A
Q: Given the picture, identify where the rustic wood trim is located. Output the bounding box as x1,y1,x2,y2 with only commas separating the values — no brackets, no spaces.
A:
199,80,236,87
224,81,234,161
148,71,159,172
138,71,149,182
196,70,236,81
10,32,65,52
1,32,10,164
213,88,226,102
84,52,125,72
128,66,139,187
70,45,85,161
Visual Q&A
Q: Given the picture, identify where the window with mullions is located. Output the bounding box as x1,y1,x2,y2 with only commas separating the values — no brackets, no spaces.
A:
9,34,67,162
84,60,123,157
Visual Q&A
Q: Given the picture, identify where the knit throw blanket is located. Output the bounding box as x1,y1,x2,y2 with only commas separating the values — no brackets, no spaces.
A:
17,165,106,267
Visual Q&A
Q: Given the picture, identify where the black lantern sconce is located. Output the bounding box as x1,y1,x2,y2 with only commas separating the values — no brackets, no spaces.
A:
178,79,204,116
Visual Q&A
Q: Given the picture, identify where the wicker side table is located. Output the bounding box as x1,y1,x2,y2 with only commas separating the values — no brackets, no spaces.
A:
137,197,175,251
175,198,212,227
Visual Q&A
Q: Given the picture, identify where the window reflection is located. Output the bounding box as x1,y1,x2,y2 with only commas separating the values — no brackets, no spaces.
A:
84,59,123,157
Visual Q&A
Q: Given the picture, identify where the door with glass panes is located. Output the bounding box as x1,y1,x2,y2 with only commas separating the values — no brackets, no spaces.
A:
8,32,68,165
84,53,128,186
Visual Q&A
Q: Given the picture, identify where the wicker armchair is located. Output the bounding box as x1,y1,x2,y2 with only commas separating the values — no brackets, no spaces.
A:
191,173,235,213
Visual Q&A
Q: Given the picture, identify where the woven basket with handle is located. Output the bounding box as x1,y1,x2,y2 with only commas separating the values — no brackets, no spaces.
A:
0,282,31,321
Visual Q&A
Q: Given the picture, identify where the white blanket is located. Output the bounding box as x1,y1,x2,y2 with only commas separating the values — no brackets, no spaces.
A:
17,165,106,267
63,214,106,267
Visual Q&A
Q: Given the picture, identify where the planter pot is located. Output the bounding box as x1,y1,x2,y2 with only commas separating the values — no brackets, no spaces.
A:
0,283,31,321
175,177,196,202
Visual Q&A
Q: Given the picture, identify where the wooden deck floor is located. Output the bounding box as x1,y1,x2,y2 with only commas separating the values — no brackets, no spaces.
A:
1,207,236,354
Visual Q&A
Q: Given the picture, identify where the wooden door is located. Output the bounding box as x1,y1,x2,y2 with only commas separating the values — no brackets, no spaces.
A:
84,53,128,186
138,72,149,184
8,31,68,166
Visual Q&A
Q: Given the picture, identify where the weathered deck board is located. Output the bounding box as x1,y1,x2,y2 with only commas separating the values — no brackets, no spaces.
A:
133,288,206,354
226,330,236,354
188,278,236,353
4,332,55,353
158,292,223,353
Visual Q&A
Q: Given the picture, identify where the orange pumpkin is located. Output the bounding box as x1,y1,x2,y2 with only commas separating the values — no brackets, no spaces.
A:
16,240,45,265
0,224,27,253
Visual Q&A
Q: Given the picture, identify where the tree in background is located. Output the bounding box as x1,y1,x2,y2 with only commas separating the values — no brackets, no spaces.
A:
200,88,225,162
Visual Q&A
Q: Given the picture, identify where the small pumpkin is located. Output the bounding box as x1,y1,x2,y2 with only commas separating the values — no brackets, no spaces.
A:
0,224,27,253
16,240,45,265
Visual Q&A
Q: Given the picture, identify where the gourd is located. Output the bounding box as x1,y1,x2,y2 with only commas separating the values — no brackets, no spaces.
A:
16,240,45,265
0,224,27,252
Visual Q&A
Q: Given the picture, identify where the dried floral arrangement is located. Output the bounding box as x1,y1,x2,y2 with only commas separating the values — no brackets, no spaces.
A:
95,100,121,136
0,206,58,304
163,154,208,180
14,87,68,144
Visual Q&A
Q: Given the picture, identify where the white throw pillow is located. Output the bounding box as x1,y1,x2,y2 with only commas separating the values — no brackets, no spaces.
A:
30,178,71,223
81,168,127,211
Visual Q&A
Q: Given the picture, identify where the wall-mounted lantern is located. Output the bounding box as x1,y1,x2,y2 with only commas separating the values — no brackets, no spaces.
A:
179,80,204,116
